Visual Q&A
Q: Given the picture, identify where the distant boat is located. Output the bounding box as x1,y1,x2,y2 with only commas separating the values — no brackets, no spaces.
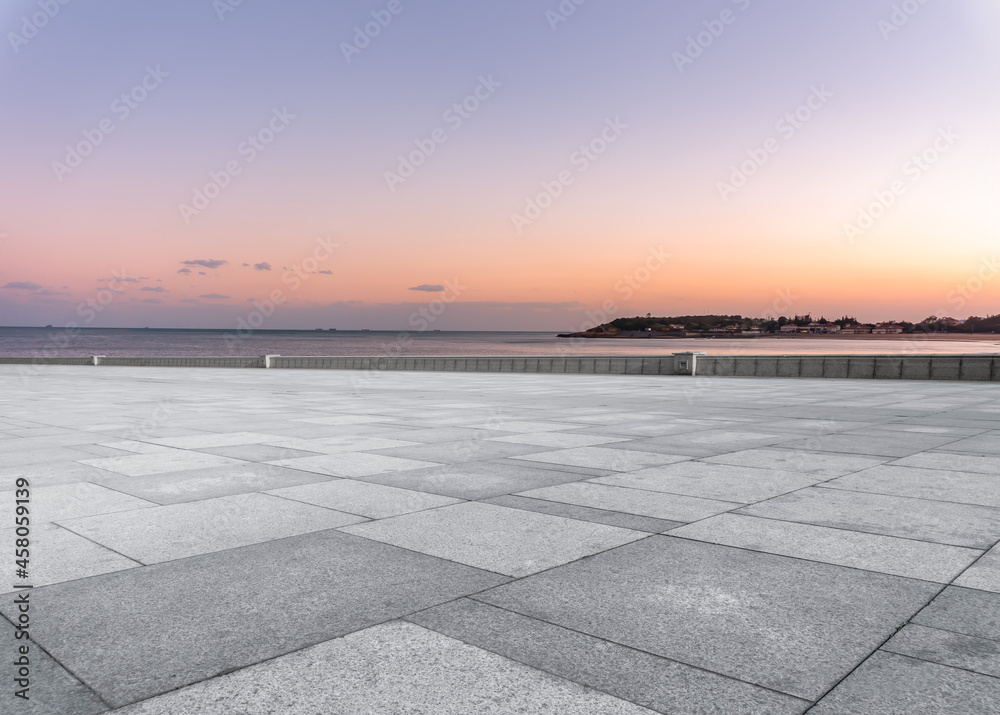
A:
328,328,337,331
361,328,370,332
45,324,53,328
315,328,323,331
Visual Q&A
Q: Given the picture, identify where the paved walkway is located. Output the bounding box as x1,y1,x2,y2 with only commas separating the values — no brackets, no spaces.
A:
3,365,1000,714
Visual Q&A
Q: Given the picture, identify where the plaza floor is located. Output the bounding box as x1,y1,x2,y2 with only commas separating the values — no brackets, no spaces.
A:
3,365,1000,714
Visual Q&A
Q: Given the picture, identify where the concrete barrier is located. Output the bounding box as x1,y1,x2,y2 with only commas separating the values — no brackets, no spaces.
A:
1,353,996,381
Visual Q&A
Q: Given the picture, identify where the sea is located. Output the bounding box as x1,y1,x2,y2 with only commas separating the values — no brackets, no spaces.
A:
1,327,998,358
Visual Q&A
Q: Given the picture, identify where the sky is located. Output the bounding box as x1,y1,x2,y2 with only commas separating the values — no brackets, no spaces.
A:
0,0,997,330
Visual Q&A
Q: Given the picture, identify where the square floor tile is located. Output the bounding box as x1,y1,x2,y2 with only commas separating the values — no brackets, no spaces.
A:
268,452,441,478
737,487,1000,549
0,523,139,593
109,621,655,715
476,536,938,700
268,479,460,518
59,492,366,563
702,448,888,476
518,481,739,521
341,501,646,577
355,461,593,500
512,446,690,472
810,651,1000,714
78,451,241,477
593,462,819,503
487,432,633,448
91,462,335,504
1,482,155,523
883,624,1000,679
0,619,106,715
825,465,1000,508
408,599,807,715
670,513,982,582
2,530,507,707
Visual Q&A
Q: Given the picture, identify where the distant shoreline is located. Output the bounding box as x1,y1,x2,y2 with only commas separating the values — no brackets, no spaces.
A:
557,333,1000,343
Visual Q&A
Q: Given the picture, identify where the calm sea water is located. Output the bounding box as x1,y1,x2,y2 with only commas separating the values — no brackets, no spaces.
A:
1,327,998,358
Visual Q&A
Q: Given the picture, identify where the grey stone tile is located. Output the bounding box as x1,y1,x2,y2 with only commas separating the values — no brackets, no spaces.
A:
518,481,739,521
484,495,684,533
737,487,1000,548
512,446,690,471
143,431,282,449
810,651,1000,714
893,451,1000,475
356,460,594,500
913,586,1000,641
112,621,655,714
955,544,1000,593
780,433,959,457
342,501,646,576
825,464,1000,508
387,426,514,443
488,432,633,448
883,624,1000,678
78,450,241,476
468,420,582,432
278,434,422,453
0,618,107,715
934,433,1000,455
294,414,396,425
4,460,131,488
90,462,334,504
669,513,981,582
97,440,172,453
476,536,939,700
612,430,793,458
0,523,139,593
593,462,819,503
268,452,441,477
60,492,366,563
408,599,808,715
268,478,461,518
2,530,507,707
370,439,547,464
0,482,155,524
701,447,889,476
195,443,325,461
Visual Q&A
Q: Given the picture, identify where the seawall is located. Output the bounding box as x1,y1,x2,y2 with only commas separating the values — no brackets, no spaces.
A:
1,353,998,381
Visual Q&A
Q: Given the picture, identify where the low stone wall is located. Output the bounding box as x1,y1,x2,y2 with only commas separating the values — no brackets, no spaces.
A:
0,356,95,366
97,356,264,369
697,354,999,381
270,355,676,375
0,353,996,380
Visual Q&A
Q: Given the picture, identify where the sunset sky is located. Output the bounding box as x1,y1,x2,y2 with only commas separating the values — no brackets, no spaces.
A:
1,0,997,330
